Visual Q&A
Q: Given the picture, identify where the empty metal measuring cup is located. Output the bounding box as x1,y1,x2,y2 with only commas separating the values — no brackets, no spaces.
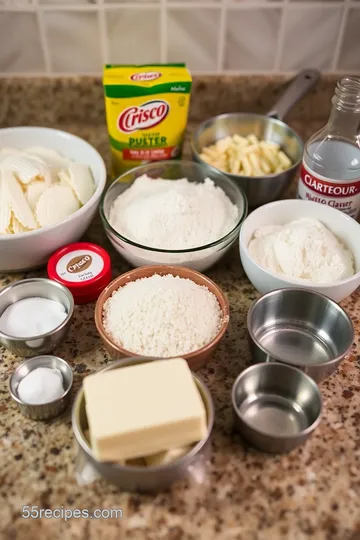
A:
232,363,322,453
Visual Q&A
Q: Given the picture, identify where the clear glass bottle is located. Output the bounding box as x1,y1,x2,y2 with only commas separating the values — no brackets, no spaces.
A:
297,76,360,219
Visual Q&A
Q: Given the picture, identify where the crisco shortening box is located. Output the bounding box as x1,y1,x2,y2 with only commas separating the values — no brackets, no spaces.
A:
103,64,192,177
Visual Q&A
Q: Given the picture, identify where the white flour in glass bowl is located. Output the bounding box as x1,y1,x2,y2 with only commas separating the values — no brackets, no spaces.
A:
107,174,242,270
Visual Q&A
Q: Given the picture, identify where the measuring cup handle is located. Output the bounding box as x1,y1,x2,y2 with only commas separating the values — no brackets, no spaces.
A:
267,68,321,121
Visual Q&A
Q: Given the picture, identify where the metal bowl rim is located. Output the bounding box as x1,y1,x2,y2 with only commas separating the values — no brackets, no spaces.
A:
247,286,354,368
9,354,73,406
72,356,214,473
231,362,322,440
99,159,248,254
0,278,74,341
191,112,304,179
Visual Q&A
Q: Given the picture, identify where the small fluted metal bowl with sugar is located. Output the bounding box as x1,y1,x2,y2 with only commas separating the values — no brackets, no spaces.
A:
100,160,247,272
239,199,360,302
95,265,230,371
0,127,106,272
72,357,214,492
247,288,354,382
9,355,73,420
0,278,74,357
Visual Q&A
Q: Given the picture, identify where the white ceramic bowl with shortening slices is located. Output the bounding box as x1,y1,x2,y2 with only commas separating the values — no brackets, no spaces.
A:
0,127,106,272
239,199,360,302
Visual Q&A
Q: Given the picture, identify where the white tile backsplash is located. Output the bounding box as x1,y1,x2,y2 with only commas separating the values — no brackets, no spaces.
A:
106,8,161,64
43,10,101,73
225,8,281,71
0,1,359,75
0,12,44,72
280,6,342,70
40,0,95,4
0,0,33,4
105,0,159,3
166,8,220,72
338,8,360,70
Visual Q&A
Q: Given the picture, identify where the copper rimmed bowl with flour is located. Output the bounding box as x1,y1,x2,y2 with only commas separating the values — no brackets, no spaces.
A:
95,266,230,370
100,160,247,272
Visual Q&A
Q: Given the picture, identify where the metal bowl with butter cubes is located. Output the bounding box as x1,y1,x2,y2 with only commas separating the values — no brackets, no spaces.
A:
72,357,214,492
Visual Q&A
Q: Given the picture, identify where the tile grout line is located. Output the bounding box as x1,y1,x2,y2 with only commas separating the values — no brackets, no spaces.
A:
3,2,360,12
331,0,350,71
0,69,357,79
34,0,52,74
148,0,354,6
98,0,108,65
160,0,167,63
273,0,288,72
102,3,160,10
216,0,226,73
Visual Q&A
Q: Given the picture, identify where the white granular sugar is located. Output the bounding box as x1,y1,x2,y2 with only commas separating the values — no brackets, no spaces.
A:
103,274,223,357
109,175,239,249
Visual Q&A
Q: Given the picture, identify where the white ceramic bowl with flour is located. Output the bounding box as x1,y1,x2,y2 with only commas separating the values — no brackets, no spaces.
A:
239,199,360,302
0,127,106,272
100,161,247,272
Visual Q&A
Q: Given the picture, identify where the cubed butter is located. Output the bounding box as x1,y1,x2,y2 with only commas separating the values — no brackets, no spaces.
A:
83,358,207,462
126,457,146,467
144,445,193,466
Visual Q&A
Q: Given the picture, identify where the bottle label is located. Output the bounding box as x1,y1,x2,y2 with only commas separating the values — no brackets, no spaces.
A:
297,162,360,219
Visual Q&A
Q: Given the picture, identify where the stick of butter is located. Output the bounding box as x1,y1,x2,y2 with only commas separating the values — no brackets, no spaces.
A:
83,358,207,463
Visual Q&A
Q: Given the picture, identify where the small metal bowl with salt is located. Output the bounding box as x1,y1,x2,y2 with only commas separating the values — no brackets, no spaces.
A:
0,278,74,357
9,355,73,420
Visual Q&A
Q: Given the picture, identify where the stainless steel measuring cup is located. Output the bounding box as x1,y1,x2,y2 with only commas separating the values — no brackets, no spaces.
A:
191,69,321,208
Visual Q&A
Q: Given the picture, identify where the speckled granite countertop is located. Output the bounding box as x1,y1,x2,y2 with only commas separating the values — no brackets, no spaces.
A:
1,76,360,540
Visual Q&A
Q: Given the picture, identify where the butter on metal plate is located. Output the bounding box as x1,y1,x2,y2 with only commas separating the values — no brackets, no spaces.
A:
83,358,207,463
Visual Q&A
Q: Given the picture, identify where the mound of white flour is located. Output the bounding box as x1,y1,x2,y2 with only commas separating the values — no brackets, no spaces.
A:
103,274,223,357
248,218,354,283
109,175,239,249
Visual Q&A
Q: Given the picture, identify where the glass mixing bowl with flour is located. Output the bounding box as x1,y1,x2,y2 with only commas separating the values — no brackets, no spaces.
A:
100,161,247,271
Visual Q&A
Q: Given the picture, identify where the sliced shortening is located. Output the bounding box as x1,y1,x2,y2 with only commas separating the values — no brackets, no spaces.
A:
36,184,80,227
11,215,29,234
3,170,38,230
1,154,52,185
83,358,207,462
26,180,47,212
58,170,72,189
67,163,94,205
25,147,71,169
0,171,11,233
0,146,96,235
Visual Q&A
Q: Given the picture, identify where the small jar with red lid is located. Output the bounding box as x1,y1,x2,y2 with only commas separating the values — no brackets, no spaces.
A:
47,242,112,304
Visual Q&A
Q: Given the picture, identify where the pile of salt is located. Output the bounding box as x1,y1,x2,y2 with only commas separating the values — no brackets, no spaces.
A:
0,297,67,338
17,367,64,405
